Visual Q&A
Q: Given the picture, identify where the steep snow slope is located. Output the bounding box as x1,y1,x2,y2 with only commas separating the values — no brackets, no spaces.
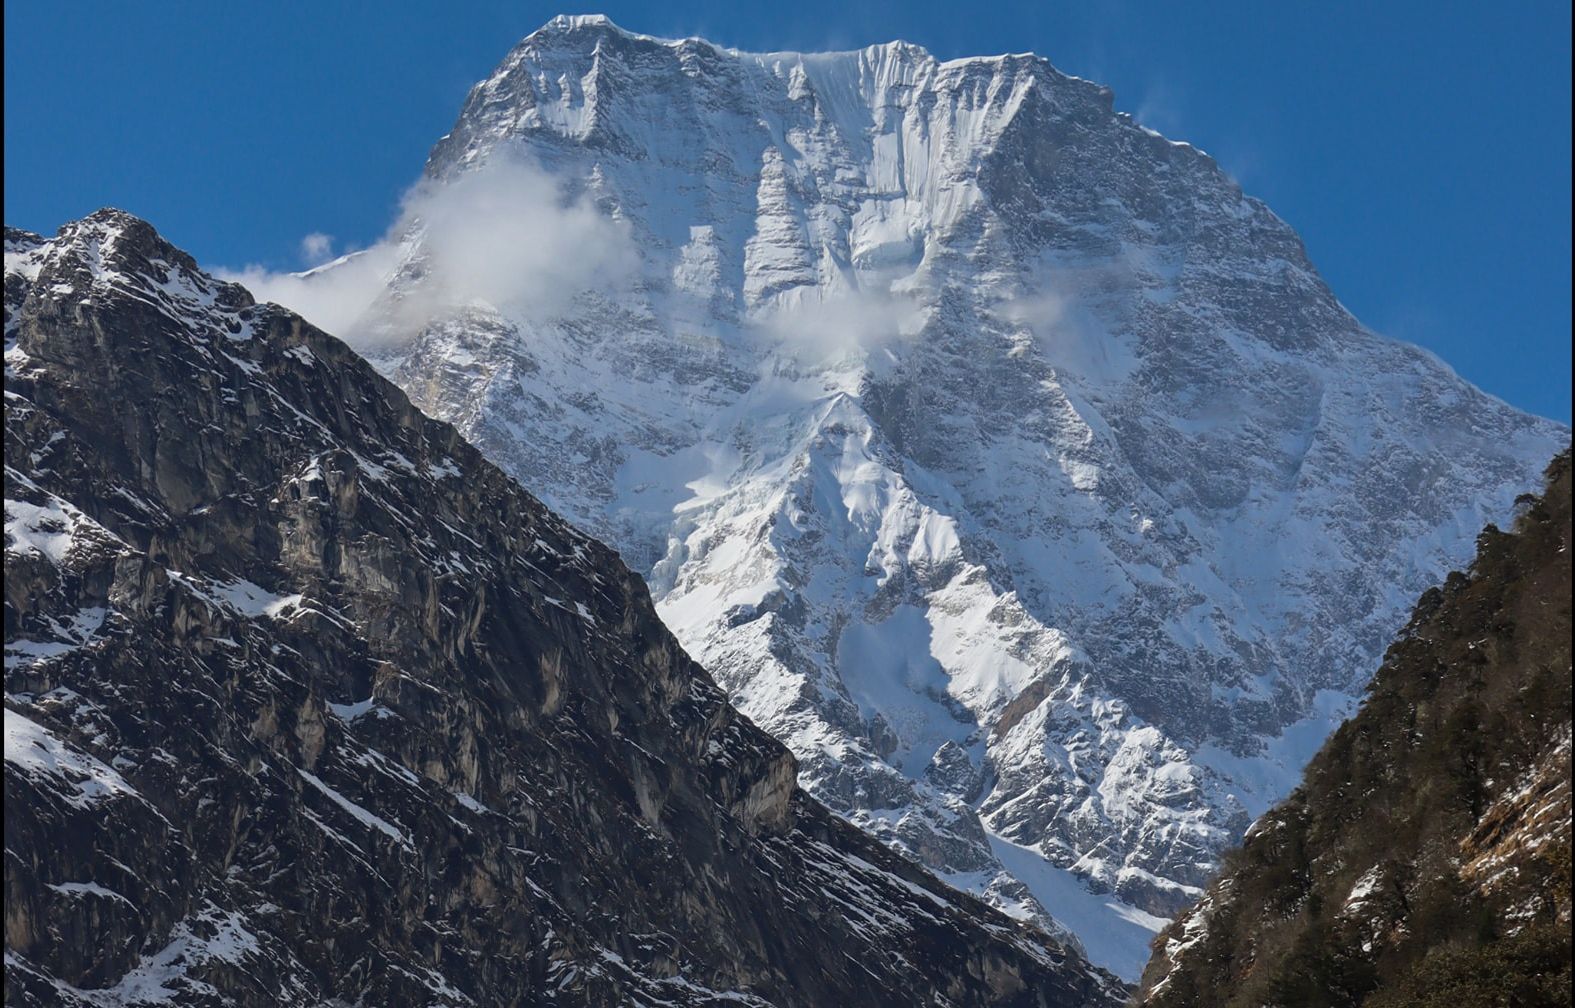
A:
281,15,1567,977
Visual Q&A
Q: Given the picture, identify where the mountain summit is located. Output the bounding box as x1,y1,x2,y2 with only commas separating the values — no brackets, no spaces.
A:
270,16,1566,977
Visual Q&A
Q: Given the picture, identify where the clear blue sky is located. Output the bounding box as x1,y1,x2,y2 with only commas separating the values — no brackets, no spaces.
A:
5,2,1570,421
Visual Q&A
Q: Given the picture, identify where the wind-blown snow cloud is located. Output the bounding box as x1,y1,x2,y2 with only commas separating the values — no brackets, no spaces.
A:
752,286,925,367
221,244,399,341
993,256,1142,384
219,154,636,346
299,232,335,265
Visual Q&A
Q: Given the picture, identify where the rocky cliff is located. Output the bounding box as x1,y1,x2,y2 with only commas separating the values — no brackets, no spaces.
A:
1138,451,1571,1006
3,210,1124,1006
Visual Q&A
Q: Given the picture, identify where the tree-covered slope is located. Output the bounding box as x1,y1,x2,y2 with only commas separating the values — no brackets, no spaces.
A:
1139,451,1572,1006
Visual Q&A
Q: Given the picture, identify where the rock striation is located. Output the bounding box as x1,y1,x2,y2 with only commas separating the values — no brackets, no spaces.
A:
3,211,1124,1006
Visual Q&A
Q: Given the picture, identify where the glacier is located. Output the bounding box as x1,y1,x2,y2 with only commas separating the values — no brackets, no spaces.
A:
245,14,1568,979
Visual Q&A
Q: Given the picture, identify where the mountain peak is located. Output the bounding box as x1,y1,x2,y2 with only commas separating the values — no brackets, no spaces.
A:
34,208,186,277
529,12,644,43
6,210,255,348
521,13,1062,75
547,12,618,29
57,207,170,256
427,19,1114,199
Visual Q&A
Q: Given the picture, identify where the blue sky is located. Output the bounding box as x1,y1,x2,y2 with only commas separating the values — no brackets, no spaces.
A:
5,2,1570,421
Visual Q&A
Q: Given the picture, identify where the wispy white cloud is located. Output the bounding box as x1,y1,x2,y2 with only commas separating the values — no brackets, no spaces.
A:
221,244,400,339
991,255,1144,384
218,153,636,347
752,285,925,367
1134,79,1184,142
299,232,334,265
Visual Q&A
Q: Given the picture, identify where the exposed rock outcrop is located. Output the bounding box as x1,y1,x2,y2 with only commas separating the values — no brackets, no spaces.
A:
4,211,1123,1006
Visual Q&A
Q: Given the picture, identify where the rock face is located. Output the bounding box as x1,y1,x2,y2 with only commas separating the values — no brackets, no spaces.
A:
1138,451,1572,1006
296,14,1568,978
3,211,1125,1006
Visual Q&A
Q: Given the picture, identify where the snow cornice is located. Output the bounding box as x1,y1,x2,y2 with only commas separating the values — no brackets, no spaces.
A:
517,12,1095,86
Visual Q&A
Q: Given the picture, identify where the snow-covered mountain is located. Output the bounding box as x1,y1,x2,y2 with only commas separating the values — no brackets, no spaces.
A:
275,14,1566,979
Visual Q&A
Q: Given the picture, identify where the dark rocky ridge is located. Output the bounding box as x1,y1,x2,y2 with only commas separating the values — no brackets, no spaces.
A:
3,210,1123,1006
1138,451,1572,1006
